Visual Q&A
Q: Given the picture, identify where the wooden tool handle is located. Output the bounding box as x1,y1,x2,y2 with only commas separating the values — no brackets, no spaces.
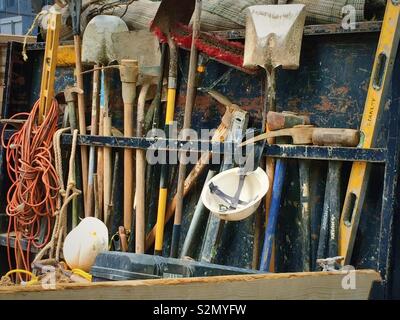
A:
120,60,139,235
119,227,128,253
103,116,112,226
241,126,314,146
124,111,134,232
86,67,100,217
136,84,151,254
312,128,360,147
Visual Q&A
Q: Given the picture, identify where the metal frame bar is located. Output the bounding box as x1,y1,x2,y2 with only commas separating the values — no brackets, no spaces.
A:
48,133,387,163
377,48,400,299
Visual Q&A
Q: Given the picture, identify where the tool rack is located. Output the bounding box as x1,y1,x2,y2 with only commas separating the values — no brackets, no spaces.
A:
0,21,399,299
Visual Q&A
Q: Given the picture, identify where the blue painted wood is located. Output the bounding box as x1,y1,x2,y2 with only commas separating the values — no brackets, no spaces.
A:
259,159,286,272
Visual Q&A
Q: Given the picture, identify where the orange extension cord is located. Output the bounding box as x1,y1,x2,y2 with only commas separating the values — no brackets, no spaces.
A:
1,99,60,273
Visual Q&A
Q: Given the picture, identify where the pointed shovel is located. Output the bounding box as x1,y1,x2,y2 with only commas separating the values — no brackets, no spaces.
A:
243,4,307,271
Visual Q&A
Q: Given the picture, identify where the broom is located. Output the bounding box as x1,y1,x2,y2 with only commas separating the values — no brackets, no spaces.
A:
153,23,258,74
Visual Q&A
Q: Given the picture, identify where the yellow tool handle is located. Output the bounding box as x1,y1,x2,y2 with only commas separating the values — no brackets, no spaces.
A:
38,13,61,124
165,88,176,125
155,188,168,254
339,1,400,265
154,85,177,254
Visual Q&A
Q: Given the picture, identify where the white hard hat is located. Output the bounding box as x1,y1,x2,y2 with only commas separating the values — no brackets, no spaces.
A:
201,167,269,221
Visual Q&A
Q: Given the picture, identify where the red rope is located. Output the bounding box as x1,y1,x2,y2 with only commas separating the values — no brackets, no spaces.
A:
1,99,60,272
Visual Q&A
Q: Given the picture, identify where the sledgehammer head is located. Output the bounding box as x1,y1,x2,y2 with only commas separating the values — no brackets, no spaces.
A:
267,111,310,131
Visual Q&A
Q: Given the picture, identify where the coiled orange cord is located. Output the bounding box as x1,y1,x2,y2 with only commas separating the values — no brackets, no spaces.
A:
1,99,60,273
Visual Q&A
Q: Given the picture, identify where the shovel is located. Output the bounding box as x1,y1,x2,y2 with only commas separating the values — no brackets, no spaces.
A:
82,15,128,220
150,0,195,256
171,0,202,259
243,4,306,271
111,30,161,253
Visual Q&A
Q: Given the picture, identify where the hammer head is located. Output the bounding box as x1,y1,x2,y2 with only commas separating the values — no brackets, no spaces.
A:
267,111,310,131
64,86,83,103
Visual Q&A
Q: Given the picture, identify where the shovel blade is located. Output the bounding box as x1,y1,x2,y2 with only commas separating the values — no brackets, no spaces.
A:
82,15,128,65
243,4,307,70
150,0,195,32
111,30,161,82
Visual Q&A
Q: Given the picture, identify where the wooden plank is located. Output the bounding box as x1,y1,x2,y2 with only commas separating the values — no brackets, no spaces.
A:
0,270,380,300
0,34,36,44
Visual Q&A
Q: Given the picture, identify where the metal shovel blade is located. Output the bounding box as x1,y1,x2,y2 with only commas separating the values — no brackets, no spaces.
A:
150,0,195,32
243,4,307,70
111,30,162,83
82,15,129,65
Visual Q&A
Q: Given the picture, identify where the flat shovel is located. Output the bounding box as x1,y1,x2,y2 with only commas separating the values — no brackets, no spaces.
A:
82,15,129,220
111,30,161,253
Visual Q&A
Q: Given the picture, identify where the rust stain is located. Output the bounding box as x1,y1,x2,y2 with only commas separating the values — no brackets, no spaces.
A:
333,86,350,96
314,96,335,112
287,97,302,109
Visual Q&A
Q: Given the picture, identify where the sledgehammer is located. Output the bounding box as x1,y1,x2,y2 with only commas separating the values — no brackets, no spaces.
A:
257,112,310,272
255,111,309,270
241,126,360,148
